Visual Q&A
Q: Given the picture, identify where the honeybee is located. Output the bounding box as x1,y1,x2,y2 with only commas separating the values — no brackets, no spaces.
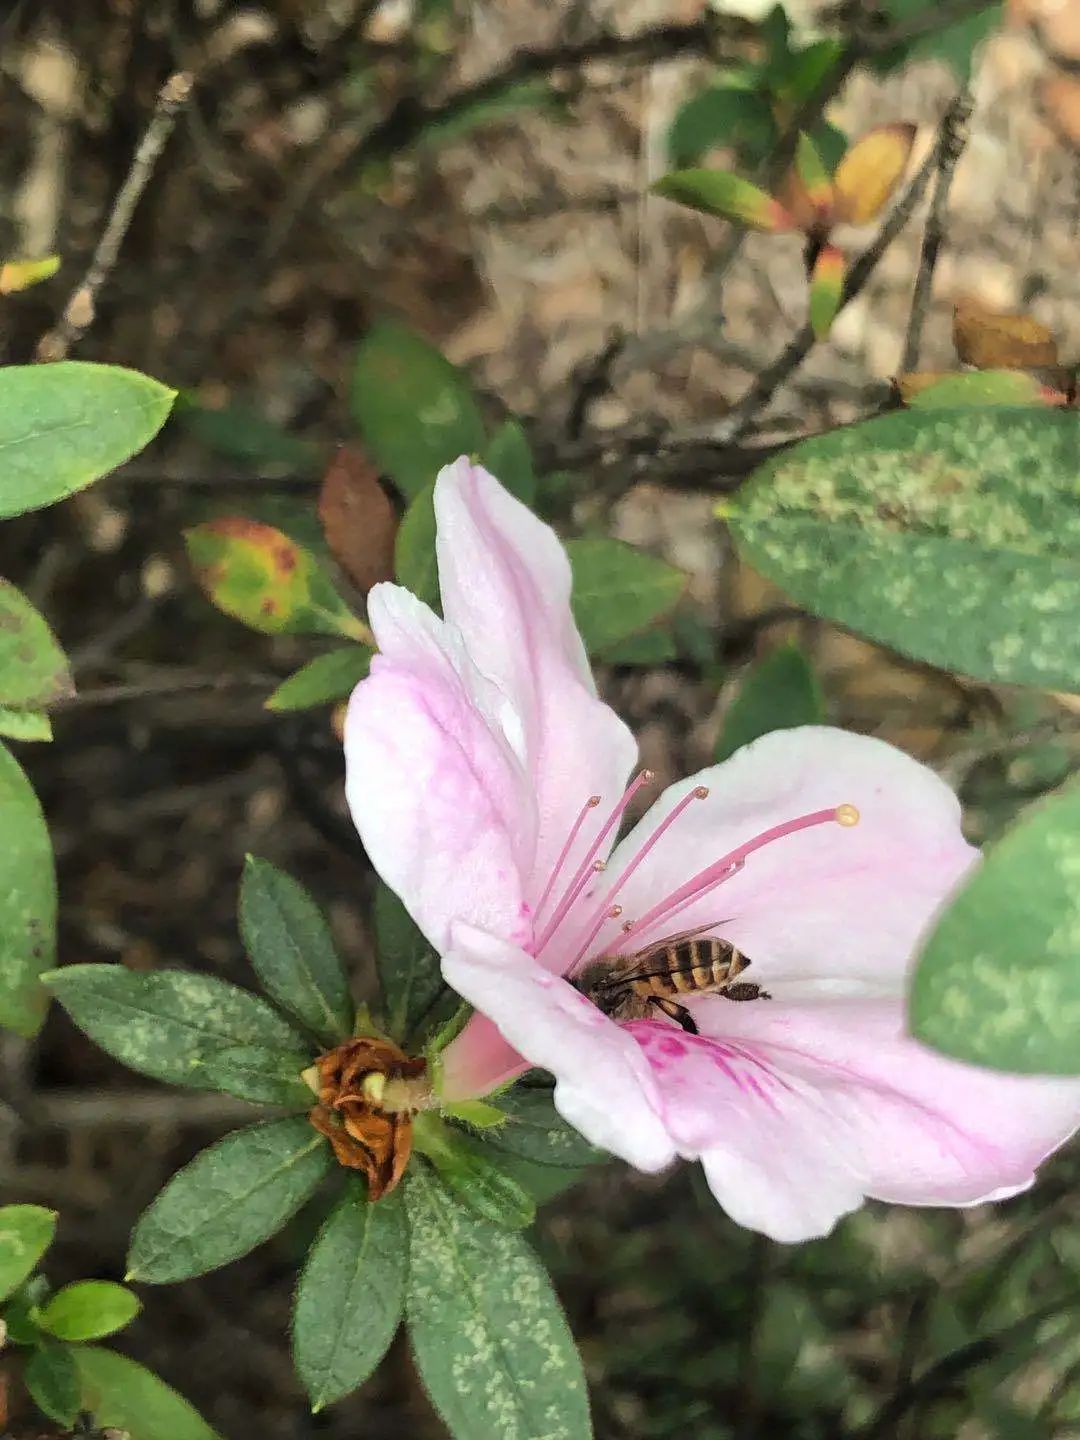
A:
572,922,769,1035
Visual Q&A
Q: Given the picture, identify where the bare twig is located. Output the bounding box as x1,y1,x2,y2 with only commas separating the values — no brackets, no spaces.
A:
854,1292,1080,1440
55,671,277,709
36,71,194,362
899,91,974,373
704,96,970,443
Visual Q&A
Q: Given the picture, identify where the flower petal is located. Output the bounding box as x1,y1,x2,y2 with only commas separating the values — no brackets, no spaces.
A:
441,921,677,1172
591,727,976,992
434,458,637,897
345,583,534,953
629,997,1080,1242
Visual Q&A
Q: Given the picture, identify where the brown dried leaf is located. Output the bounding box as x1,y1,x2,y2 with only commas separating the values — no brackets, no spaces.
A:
832,124,917,225
953,295,1059,369
317,445,398,594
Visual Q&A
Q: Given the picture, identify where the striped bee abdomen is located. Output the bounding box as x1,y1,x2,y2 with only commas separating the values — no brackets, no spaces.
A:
630,938,748,999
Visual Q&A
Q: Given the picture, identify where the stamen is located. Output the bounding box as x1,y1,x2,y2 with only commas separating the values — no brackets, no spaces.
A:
567,785,710,965
534,795,601,919
568,905,623,973
533,770,654,954
620,804,858,948
622,859,744,947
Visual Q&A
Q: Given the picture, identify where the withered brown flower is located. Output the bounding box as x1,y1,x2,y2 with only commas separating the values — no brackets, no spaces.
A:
308,1036,428,1200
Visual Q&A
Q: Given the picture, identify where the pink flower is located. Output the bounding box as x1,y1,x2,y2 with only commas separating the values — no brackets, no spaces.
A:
345,457,1080,1242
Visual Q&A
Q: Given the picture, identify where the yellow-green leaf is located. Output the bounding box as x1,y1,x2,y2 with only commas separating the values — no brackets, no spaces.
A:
808,244,845,339
0,255,60,294
906,370,1052,410
185,519,365,639
652,169,793,231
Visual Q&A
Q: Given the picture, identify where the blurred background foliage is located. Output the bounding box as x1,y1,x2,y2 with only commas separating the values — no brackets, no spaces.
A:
1,0,1078,1436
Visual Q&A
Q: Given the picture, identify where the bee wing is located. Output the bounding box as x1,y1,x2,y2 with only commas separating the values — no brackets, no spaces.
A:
610,917,736,972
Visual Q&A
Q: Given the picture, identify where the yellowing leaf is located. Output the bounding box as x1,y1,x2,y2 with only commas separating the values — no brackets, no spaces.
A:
832,124,917,225
652,169,794,231
808,244,845,339
953,296,1059,370
0,256,60,294
185,519,367,639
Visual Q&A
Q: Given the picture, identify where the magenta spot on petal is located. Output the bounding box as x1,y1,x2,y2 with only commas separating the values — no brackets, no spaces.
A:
660,1036,686,1058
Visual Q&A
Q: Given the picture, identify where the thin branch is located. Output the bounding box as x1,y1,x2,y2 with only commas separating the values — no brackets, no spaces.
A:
899,91,974,373
359,19,739,162
854,1292,1080,1440
56,671,277,709
706,95,970,443
36,71,194,361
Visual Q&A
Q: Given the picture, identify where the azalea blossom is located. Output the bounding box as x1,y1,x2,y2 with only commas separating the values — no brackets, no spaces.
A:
344,457,1080,1242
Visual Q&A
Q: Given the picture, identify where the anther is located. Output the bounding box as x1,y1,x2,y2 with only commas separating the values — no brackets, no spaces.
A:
588,795,601,807
361,1073,386,1105
835,803,860,827
693,785,709,799
609,905,623,918
592,860,606,872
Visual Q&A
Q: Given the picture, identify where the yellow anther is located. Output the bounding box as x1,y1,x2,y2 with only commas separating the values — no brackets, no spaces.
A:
361,1072,387,1104
835,803,860,828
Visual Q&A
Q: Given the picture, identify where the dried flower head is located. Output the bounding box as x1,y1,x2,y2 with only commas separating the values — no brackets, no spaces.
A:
308,1036,429,1199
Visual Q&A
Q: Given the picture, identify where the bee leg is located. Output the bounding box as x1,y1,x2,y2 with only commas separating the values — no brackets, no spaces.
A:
723,982,771,1002
647,995,699,1035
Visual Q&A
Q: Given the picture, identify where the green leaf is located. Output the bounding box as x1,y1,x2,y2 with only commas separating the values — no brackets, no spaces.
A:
414,78,558,151
0,705,52,741
75,1346,223,1440
668,84,777,168
38,1281,141,1341
906,370,1050,409
0,362,175,519
405,1166,592,1440
240,857,353,1044
185,518,365,639
716,643,824,763
196,1044,314,1108
480,1086,605,1169
25,1343,79,1426
127,1117,332,1284
878,0,1002,81
395,482,441,610
0,581,73,709
909,783,1080,1074
599,628,678,666
0,744,55,1037
293,1180,407,1411
374,882,444,1044
652,169,790,230
772,38,846,106
265,645,372,712
412,1119,535,1231
483,419,536,504
350,323,485,501
567,537,686,655
727,407,1080,691
44,964,303,1088
0,1204,57,1301
176,393,322,476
